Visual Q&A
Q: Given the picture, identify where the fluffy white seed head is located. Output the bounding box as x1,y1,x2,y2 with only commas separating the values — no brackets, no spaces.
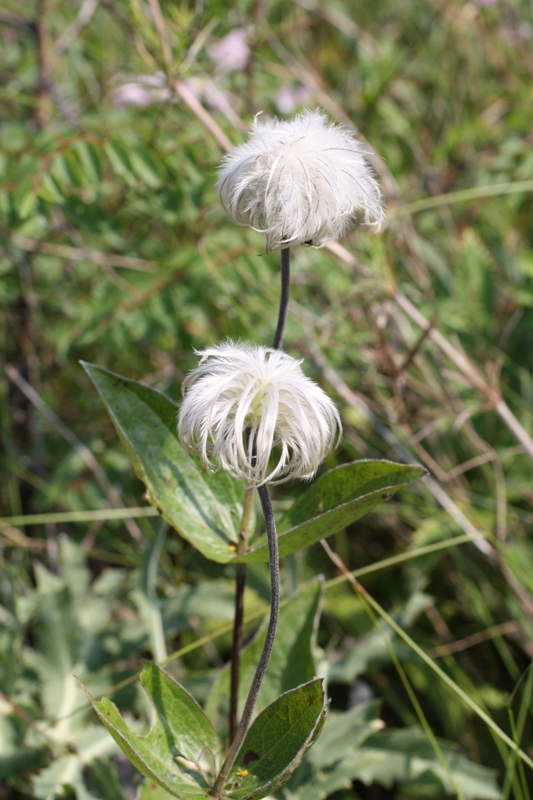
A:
177,341,342,486
217,109,384,251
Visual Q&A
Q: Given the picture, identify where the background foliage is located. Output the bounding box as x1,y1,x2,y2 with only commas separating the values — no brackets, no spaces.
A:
1,0,533,798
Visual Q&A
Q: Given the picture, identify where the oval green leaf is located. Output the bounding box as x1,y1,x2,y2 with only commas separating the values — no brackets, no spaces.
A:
235,460,426,563
226,679,327,800
81,362,250,563
81,662,222,800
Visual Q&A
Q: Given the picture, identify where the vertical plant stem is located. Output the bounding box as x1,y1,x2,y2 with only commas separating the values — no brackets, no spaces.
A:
272,248,291,350
212,484,280,798
228,486,255,744
227,249,290,746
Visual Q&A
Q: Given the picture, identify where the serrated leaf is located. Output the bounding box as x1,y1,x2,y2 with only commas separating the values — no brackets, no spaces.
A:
82,662,222,800
306,701,382,769
81,362,249,563
226,679,326,800
236,461,425,562
0,745,48,781
206,579,322,730
285,701,383,800
354,727,501,798
328,591,431,684
33,754,94,800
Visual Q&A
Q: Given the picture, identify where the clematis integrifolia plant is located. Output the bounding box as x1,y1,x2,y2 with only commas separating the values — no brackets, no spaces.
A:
177,341,341,796
176,109,382,797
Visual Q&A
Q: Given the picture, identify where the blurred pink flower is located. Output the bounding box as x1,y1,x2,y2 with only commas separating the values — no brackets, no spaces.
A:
112,72,172,107
207,28,250,73
276,84,312,115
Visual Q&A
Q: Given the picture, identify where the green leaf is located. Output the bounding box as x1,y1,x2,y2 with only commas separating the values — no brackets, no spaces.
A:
129,147,163,188
236,461,426,562
18,189,37,220
81,661,222,800
285,701,383,800
86,758,130,800
81,362,249,563
306,701,382,769
225,679,326,800
33,754,94,800
104,142,137,185
206,579,323,730
353,727,501,798
287,716,500,800
0,746,48,781
73,141,103,184
328,590,431,684
139,781,175,800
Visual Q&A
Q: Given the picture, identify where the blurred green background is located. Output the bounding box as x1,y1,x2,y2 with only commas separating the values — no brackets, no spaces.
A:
1,0,533,798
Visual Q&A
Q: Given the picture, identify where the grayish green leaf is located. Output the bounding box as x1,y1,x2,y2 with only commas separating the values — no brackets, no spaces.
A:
83,661,222,800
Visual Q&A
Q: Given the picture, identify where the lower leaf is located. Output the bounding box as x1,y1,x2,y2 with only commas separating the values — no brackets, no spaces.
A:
226,679,326,800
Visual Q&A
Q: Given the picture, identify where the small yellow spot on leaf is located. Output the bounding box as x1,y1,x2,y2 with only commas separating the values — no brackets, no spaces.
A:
236,769,249,778
228,544,236,551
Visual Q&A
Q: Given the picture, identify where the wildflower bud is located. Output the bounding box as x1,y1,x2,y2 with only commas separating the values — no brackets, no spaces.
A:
178,341,341,486
217,109,384,252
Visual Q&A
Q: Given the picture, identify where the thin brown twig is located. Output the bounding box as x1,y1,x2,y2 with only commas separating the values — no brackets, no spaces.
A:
173,80,233,154
0,689,59,749
429,621,519,658
322,240,533,463
22,225,142,292
148,0,173,69
307,340,492,555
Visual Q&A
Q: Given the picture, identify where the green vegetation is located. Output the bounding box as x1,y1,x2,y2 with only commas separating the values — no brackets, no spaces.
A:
1,1,533,798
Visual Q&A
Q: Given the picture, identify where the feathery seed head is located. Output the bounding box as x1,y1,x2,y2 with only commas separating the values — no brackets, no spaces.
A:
177,341,342,486
217,109,384,251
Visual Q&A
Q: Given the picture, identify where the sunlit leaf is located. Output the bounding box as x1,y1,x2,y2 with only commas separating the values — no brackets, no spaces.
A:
236,461,425,562
82,363,249,563
82,662,222,800
225,679,326,800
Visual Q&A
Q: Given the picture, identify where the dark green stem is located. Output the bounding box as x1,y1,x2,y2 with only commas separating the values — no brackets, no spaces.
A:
272,247,290,350
212,484,280,797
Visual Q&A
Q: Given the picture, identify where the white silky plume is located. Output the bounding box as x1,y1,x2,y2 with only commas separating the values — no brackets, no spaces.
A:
217,109,384,251
177,341,342,486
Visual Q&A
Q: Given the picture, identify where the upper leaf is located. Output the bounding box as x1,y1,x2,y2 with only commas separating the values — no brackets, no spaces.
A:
81,362,250,563
235,460,426,562
82,662,222,800
226,679,326,800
